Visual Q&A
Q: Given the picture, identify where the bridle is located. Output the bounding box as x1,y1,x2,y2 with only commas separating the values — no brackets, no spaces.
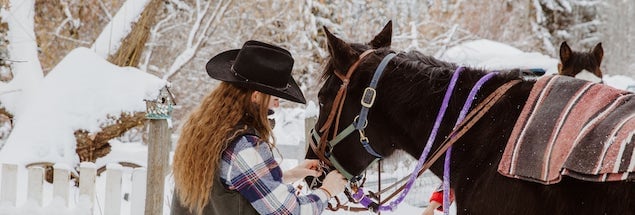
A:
308,49,394,181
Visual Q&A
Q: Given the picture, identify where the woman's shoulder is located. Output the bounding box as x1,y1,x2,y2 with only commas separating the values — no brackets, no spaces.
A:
228,134,268,153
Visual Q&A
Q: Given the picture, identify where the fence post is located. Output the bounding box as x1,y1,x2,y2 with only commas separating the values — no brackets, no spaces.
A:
53,163,71,207
79,162,96,211
145,119,169,215
27,166,44,206
105,164,123,215
131,168,147,215
1,163,17,206
144,86,174,215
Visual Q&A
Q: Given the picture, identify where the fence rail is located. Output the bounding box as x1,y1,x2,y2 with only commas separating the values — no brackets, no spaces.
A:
0,162,147,215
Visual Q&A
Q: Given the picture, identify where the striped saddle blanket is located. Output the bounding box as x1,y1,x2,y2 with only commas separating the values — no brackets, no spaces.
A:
498,75,635,184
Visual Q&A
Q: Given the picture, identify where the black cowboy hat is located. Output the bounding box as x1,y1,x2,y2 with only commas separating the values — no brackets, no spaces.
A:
206,40,306,104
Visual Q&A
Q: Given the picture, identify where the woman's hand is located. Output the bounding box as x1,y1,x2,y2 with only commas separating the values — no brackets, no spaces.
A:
320,170,347,198
282,159,322,183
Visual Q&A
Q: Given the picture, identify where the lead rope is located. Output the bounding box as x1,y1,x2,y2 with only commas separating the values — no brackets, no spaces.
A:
377,80,521,206
351,67,464,212
442,71,498,215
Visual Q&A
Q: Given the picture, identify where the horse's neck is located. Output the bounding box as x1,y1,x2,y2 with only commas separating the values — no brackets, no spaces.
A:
378,68,531,158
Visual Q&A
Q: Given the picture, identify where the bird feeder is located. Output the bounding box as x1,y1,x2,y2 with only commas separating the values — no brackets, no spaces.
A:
145,86,176,119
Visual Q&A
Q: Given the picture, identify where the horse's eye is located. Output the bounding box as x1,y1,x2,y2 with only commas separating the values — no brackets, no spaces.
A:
319,102,324,107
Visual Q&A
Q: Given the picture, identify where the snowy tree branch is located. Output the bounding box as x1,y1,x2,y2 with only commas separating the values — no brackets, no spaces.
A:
140,12,179,71
163,0,234,80
96,0,113,20
48,32,91,45
55,0,79,35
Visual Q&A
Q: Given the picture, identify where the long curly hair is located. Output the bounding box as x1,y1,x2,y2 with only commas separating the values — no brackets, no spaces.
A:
172,82,273,214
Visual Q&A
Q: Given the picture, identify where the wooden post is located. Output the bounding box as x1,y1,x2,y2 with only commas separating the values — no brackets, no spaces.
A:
1,163,17,206
79,162,97,211
53,163,71,207
27,166,44,206
145,119,169,215
105,164,123,215
131,168,147,215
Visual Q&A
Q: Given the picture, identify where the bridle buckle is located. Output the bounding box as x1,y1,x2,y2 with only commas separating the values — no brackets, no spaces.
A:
361,87,377,108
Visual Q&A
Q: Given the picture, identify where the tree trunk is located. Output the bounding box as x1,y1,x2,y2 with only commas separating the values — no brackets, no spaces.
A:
108,0,163,66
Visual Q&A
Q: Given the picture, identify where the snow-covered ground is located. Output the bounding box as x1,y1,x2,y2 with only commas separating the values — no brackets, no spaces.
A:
1,36,634,215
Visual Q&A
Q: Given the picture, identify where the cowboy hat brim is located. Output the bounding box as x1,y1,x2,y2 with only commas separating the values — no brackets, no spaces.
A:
206,49,306,104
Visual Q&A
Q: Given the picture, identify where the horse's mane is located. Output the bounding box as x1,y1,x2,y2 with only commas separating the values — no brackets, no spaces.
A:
397,50,456,72
321,45,525,95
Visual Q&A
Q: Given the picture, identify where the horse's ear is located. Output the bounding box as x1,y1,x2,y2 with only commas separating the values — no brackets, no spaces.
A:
324,26,357,72
369,20,392,48
592,42,603,65
560,41,572,64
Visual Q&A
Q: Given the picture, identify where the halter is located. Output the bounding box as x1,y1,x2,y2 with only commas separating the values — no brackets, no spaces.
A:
309,49,396,181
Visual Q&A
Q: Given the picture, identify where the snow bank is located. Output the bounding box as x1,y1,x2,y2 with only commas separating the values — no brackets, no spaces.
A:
0,47,166,166
441,39,560,75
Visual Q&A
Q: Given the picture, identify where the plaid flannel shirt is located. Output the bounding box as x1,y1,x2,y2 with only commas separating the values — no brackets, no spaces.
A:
220,135,330,215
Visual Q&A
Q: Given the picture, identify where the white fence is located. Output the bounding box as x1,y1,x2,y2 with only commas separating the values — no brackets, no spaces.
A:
0,162,147,215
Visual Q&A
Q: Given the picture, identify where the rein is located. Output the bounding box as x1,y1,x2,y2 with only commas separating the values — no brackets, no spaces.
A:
352,79,519,212
373,79,521,207
352,66,465,212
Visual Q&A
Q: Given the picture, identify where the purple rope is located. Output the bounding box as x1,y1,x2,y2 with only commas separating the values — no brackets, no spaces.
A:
441,72,498,215
351,69,498,212
353,67,464,211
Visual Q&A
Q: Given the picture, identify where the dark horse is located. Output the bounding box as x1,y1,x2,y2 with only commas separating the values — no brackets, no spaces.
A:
306,21,635,214
558,41,604,83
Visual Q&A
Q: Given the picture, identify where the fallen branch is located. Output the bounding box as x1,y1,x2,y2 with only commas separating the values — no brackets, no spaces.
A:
75,112,146,163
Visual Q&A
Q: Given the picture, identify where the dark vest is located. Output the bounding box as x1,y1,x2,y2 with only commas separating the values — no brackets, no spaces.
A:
170,173,259,215
171,125,260,215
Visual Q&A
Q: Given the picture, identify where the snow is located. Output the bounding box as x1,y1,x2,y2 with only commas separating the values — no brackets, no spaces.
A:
0,47,166,166
0,0,43,116
441,39,560,75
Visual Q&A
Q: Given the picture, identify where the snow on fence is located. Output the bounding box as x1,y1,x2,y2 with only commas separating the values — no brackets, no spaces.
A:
0,162,147,215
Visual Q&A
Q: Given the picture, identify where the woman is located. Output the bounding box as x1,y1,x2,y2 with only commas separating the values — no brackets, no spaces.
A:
171,40,347,215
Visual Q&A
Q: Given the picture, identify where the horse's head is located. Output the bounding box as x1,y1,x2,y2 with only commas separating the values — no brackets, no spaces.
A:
305,21,399,188
558,41,604,83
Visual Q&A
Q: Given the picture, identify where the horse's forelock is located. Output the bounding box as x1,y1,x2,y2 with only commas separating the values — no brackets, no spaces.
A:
566,52,600,71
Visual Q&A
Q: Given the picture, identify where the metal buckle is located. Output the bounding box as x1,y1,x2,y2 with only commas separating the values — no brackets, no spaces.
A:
358,129,369,143
361,87,376,108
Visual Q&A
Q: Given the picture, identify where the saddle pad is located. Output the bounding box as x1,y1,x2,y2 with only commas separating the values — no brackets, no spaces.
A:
498,75,635,184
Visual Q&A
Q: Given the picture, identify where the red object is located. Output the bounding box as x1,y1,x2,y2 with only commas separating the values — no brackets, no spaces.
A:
429,189,455,211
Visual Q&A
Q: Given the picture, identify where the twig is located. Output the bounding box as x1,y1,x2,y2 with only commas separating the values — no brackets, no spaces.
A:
46,32,91,45
0,58,27,63
96,0,112,20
